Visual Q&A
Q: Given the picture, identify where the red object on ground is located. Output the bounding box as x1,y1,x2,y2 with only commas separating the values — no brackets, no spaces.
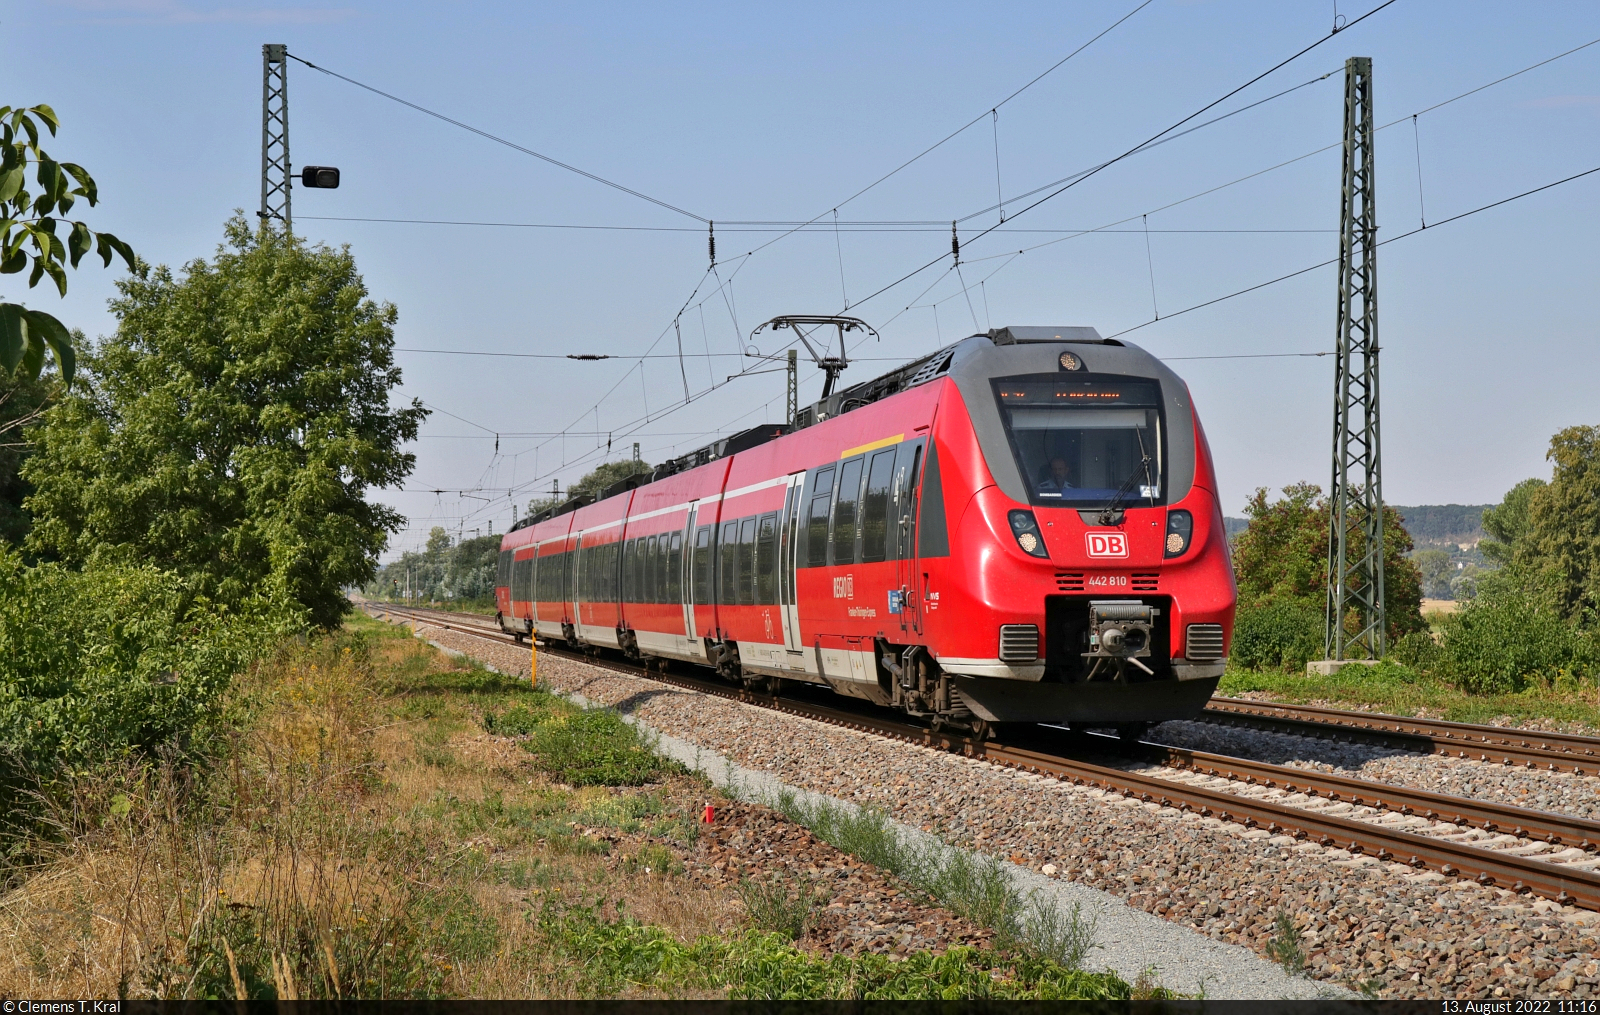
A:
703,804,715,824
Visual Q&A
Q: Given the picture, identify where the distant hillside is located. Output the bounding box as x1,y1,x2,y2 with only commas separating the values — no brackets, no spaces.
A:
1224,504,1492,548
1390,504,1492,549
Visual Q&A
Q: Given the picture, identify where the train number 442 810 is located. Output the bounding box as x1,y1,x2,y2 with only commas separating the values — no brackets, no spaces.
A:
1085,575,1128,587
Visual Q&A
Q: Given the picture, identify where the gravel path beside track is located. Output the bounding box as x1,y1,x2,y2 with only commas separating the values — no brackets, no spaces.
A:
406,622,1600,1000
1151,720,1600,822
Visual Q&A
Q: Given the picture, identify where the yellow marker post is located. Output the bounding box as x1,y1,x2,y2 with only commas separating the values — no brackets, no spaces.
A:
530,634,538,688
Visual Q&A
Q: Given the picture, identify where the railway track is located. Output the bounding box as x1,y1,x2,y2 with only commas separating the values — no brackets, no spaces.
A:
1202,697,1600,776
363,601,1600,909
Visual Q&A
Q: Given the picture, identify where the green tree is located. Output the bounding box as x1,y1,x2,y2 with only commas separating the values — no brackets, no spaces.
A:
1,104,135,384
366,531,501,605
22,217,425,628
1229,483,1424,666
1412,548,1453,600
1520,425,1600,623
1480,477,1547,565
525,458,652,518
426,525,452,557
0,369,53,547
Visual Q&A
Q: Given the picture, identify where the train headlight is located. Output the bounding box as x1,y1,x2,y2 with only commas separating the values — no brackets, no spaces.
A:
1165,509,1193,558
1008,510,1050,558
1059,351,1083,371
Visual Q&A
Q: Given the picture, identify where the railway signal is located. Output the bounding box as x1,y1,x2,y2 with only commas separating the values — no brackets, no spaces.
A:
300,166,340,188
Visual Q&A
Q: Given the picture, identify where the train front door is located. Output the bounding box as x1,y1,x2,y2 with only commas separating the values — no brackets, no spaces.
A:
894,438,926,636
777,472,805,651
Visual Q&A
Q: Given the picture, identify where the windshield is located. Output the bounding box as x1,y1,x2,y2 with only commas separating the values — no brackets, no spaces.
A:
992,374,1165,507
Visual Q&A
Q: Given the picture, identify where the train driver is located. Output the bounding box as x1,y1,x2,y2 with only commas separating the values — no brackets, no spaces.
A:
1037,456,1076,492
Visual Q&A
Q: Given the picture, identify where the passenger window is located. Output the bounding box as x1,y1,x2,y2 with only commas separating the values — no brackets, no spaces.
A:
666,531,683,602
860,449,896,563
718,521,738,605
654,534,668,605
737,517,757,606
832,457,864,565
692,526,712,605
806,466,835,568
755,513,778,604
636,537,649,601
621,539,634,602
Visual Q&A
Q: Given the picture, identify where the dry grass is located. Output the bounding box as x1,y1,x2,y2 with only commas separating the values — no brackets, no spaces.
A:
0,622,740,999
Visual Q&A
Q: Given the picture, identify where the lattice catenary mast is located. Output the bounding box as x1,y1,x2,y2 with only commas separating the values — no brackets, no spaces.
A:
1324,55,1385,662
260,43,291,232
786,349,798,427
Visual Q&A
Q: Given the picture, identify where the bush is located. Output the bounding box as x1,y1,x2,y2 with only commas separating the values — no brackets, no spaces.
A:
538,902,1143,1000
1435,566,1596,694
1389,629,1443,672
523,707,681,787
0,552,302,799
1229,600,1324,672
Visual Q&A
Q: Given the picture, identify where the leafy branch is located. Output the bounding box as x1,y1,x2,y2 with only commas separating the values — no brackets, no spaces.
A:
0,104,136,385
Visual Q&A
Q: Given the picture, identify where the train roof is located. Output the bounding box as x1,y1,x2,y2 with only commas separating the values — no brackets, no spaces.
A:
509,325,1172,532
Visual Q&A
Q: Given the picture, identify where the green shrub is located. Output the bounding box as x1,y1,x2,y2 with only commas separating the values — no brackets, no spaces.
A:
1389,629,1442,672
538,902,1145,1000
482,702,546,735
0,552,302,799
1436,566,1595,694
1229,600,1324,671
522,708,680,787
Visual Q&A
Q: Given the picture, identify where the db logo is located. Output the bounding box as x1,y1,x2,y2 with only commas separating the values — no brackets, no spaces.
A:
1085,531,1129,558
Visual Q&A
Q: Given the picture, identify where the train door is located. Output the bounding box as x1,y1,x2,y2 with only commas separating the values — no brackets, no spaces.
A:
570,530,585,632
777,472,805,651
894,438,927,636
681,502,705,640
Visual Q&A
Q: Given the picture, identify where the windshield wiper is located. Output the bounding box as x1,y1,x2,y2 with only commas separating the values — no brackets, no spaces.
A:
1094,439,1154,527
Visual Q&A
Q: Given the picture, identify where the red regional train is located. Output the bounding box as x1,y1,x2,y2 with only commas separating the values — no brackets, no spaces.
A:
495,325,1235,737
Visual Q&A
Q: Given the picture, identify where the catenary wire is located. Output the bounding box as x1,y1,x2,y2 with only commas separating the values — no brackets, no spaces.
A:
284,51,707,223
1104,163,1600,339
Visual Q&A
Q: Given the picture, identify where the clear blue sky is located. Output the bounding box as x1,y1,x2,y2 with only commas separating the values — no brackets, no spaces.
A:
7,1,1599,556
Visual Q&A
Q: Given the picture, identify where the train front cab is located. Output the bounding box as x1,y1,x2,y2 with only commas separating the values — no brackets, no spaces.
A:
915,332,1235,727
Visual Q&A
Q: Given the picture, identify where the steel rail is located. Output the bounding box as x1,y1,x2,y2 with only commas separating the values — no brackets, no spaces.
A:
1203,697,1600,776
366,601,1600,910
1103,736,1600,851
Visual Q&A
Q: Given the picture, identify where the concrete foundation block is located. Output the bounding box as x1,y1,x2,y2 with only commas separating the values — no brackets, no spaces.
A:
1306,658,1380,676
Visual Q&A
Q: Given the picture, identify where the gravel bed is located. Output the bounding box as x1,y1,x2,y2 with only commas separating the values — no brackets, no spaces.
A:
1149,720,1600,822
680,799,999,956
408,622,1600,1000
